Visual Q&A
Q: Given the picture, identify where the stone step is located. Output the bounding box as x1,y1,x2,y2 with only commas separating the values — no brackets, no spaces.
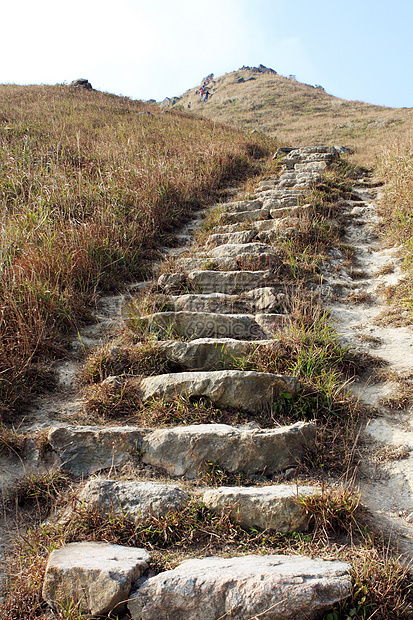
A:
187,269,276,294
158,269,278,295
218,198,263,213
263,196,301,208
205,242,275,258
128,554,351,620
219,207,270,225
175,251,281,272
49,420,313,478
295,161,328,172
138,369,298,414
203,484,317,533
138,310,283,340
43,542,150,618
169,287,287,314
158,337,277,370
269,204,312,219
206,229,257,247
142,420,313,478
74,478,189,522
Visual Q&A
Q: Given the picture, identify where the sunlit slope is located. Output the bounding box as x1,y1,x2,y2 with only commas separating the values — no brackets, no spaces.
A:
174,66,413,163
0,84,275,415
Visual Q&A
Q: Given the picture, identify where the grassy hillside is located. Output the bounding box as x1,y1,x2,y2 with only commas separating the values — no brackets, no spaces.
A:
174,66,413,164
0,84,275,416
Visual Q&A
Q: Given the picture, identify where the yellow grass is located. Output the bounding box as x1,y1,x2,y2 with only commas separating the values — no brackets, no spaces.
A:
0,84,276,415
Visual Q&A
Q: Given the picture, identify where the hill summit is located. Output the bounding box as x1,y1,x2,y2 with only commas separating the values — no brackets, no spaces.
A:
166,65,413,162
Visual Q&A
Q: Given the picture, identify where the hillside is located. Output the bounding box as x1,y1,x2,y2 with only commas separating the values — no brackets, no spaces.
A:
171,65,413,163
2,81,413,619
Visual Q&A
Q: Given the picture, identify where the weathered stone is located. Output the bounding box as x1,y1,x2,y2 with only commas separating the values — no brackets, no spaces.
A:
255,312,286,333
158,338,276,370
48,426,144,475
219,208,269,225
207,242,274,258
43,542,150,617
219,199,263,213
69,78,92,90
269,204,312,219
295,161,328,172
138,370,299,413
142,421,313,479
139,311,268,339
76,479,189,522
263,196,300,209
187,269,275,294
243,287,287,312
206,230,257,247
257,227,299,244
170,287,286,314
203,485,317,533
157,272,187,294
175,256,237,271
170,292,250,314
128,554,351,620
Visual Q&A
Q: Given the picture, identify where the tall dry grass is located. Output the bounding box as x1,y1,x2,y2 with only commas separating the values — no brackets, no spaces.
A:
0,84,276,416
376,138,413,320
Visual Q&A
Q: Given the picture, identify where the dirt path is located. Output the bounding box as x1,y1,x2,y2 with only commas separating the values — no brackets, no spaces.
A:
323,183,413,557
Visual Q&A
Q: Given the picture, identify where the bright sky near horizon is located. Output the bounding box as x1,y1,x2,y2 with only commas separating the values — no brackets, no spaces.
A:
2,0,412,108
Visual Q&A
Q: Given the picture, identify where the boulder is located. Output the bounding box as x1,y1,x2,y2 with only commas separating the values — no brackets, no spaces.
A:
138,370,299,414
142,421,314,479
128,554,351,620
69,78,92,90
48,425,144,475
203,484,317,533
43,542,150,617
76,478,189,522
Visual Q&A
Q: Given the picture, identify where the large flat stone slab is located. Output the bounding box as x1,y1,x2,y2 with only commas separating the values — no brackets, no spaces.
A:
142,421,314,478
219,199,263,213
159,338,276,370
206,230,257,247
77,478,189,522
139,311,269,340
138,370,299,414
219,208,269,225
187,269,275,294
169,292,251,314
43,542,150,617
48,425,144,475
203,485,317,533
207,242,275,258
269,204,312,219
128,554,351,620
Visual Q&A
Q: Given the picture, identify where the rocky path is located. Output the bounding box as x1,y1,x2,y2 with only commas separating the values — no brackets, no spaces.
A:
1,146,412,618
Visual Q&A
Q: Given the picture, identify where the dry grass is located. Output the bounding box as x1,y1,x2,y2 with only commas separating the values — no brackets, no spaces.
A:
175,67,413,166
1,492,412,619
0,84,275,418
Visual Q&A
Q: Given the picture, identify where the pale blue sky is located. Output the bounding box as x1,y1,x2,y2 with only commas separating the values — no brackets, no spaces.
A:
2,0,412,107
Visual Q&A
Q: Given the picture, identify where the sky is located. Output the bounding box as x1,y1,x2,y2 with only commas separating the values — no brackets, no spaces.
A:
2,0,413,108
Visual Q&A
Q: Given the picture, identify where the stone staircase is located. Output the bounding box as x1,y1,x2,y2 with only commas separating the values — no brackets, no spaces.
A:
2,147,363,619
